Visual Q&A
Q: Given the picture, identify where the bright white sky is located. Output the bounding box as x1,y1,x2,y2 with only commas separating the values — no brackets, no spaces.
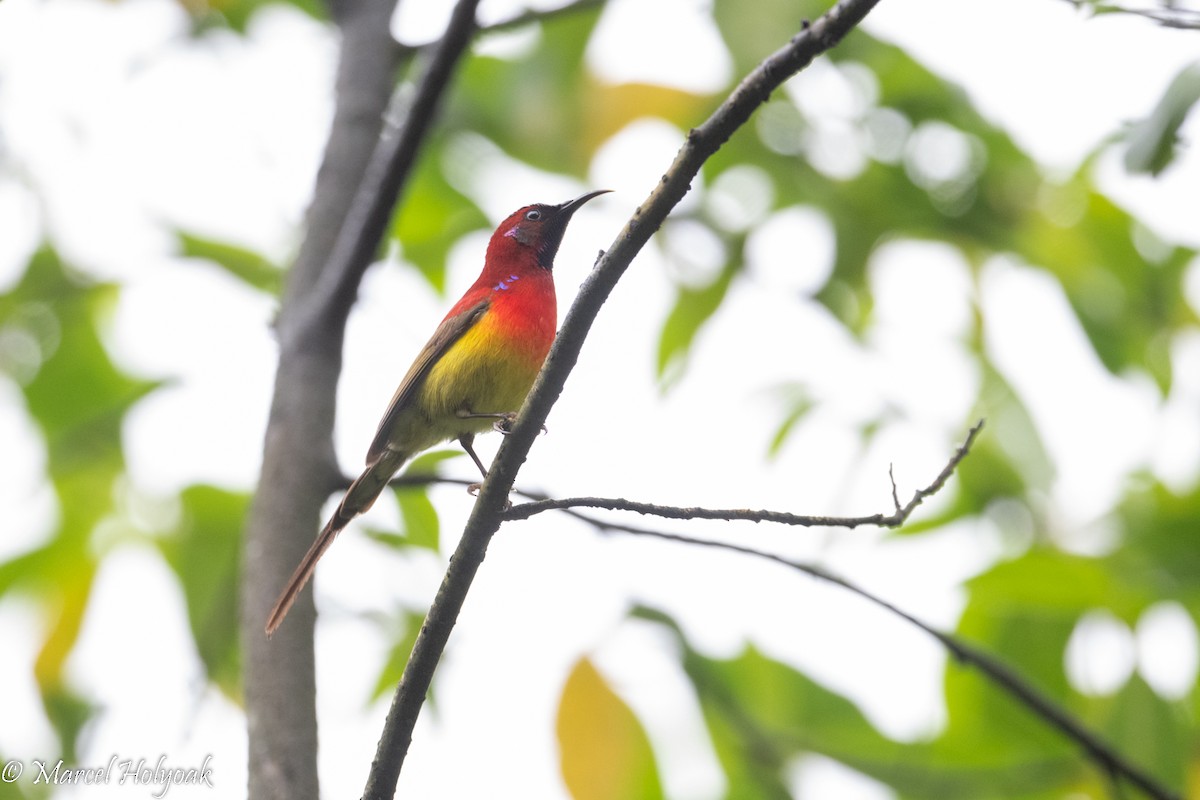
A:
0,0,1198,797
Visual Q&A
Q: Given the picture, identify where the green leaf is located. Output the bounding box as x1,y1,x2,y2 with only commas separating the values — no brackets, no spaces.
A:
1106,676,1188,789
391,146,489,294
637,606,1083,799
557,656,665,800
182,0,326,35
370,610,426,703
0,247,159,758
454,5,606,176
1115,477,1200,604
40,685,95,766
713,0,827,78
1015,175,1196,392
383,449,469,552
0,760,32,799
404,448,465,476
395,487,440,552
9,249,160,459
966,548,1144,618
157,485,248,700
1125,61,1200,176
657,257,740,387
765,384,813,459
177,232,282,295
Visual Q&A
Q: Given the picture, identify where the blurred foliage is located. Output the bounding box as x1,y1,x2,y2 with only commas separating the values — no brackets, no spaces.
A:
156,485,249,700
177,232,284,295
388,144,490,293
0,249,154,763
369,608,426,703
366,448,466,553
2,0,1198,798
557,656,665,800
1070,0,1200,30
176,0,325,33
1124,61,1200,176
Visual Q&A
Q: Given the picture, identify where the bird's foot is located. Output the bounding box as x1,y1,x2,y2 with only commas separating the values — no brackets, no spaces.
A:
492,414,549,436
492,412,519,434
465,482,512,509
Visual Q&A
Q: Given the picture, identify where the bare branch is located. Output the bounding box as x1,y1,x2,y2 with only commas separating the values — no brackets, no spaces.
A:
366,0,888,794
241,1,399,798
597,525,1182,800
288,0,608,348
1064,0,1200,29
393,0,607,56
503,420,984,528
287,0,483,348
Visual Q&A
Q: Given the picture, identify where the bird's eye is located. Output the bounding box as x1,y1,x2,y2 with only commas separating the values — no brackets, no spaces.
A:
525,209,541,221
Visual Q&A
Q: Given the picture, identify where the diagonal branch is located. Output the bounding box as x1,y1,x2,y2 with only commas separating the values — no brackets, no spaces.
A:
503,420,984,527
594,525,1182,800
392,0,607,56
289,0,607,347
241,2,399,799
377,416,982,526
288,0,483,347
364,0,888,795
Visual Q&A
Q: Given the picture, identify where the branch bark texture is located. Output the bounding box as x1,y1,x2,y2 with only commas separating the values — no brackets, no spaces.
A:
365,0,887,794
240,1,400,798
245,1,607,798
291,0,482,345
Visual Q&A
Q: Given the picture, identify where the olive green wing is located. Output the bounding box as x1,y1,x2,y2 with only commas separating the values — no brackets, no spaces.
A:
366,298,490,464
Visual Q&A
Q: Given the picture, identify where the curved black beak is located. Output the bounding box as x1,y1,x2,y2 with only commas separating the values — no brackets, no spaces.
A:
538,190,611,269
555,189,612,216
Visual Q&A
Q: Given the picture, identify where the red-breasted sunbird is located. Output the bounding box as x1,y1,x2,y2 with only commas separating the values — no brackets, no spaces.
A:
265,190,608,635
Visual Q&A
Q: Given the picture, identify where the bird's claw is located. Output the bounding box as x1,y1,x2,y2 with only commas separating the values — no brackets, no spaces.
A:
465,482,512,509
492,413,548,436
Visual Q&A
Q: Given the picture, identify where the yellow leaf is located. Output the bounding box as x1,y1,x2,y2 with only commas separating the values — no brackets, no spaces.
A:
557,657,664,800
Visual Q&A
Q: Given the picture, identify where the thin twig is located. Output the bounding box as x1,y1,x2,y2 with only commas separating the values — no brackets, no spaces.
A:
504,420,984,528
379,417,1178,798
394,0,607,56
590,525,1181,800
290,0,483,349
888,463,902,512
1064,0,1200,28
502,421,1169,799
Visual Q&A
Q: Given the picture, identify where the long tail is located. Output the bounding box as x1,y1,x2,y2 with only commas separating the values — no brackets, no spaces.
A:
265,449,407,636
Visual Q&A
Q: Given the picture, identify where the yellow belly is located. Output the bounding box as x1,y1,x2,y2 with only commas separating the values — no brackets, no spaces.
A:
391,317,547,453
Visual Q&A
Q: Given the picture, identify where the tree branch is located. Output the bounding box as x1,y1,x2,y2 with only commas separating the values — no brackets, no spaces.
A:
288,0,484,348
241,1,399,799
503,421,984,527
597,525,1182,800
377,417,1170,797
364,0,887,795
1064,0,1200,29
392,0,606,56
287,0,608,350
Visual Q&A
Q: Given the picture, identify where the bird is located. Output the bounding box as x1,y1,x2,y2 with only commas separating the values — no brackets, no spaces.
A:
265,189,609,636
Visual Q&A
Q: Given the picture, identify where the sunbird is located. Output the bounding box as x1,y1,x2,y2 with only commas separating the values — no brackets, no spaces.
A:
266,190,608,636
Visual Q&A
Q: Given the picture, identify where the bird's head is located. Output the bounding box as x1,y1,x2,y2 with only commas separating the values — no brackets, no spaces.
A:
493,190,610,270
